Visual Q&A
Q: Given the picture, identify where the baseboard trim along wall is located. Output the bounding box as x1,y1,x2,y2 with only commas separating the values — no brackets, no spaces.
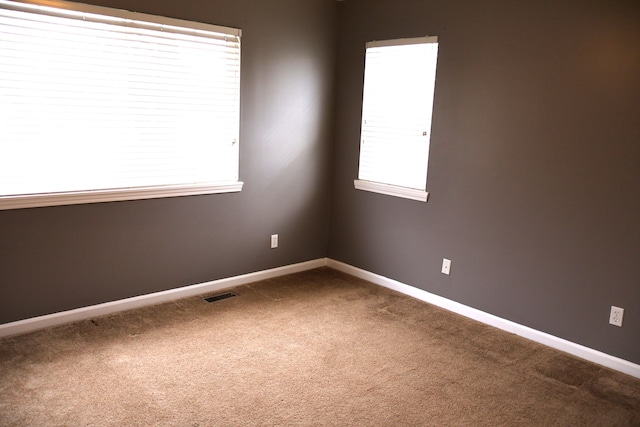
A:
0,258,326,339
1,257,638,379
326,259,640,380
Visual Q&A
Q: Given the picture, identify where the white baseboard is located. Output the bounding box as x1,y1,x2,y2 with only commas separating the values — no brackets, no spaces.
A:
0,258,328,339
327,259,640,380
2,257,638,379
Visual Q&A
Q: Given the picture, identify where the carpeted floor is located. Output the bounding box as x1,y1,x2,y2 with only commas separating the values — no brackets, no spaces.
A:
1,267,639,426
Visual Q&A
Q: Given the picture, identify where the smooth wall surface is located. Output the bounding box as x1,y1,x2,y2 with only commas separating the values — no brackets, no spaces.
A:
0,0,337,323
2,0,639,368
329,0,640,364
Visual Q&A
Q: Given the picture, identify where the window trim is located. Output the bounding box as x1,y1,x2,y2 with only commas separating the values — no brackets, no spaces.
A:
0,0,242,210
0,182,243,210
354,179,428,202
355,36,438,203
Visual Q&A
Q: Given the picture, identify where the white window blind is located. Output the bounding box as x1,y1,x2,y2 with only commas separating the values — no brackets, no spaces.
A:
355,36,438,202
0,0,242,210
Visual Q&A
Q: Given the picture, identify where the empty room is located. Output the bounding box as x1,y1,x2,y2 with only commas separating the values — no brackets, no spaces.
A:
1,0,639,425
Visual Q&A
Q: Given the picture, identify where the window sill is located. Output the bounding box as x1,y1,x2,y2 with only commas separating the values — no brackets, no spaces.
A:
0,182,244,210
354,179,428,202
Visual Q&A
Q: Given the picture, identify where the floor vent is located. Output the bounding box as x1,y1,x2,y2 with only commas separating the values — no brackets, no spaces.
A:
204,292,237,303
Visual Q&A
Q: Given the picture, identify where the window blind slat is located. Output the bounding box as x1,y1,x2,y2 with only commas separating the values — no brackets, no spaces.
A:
357,38,438,191
0,0,241,199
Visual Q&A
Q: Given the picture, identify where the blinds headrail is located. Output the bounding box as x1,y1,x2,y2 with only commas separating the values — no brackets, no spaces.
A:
0,0,241,40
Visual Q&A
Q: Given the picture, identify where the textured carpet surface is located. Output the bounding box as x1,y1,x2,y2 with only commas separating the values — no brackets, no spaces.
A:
1,268,639,426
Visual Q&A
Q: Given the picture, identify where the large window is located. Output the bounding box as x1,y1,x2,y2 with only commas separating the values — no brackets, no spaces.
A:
355,36,439,202
0,0,242,210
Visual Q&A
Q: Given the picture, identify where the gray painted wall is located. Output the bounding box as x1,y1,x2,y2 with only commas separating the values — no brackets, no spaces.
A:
0,0,336,324
1,0,638,366
329,0,640,364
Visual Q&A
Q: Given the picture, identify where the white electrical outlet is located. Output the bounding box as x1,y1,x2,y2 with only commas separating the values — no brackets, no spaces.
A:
609,306,624,327
441,258,451,275
270,234,278,249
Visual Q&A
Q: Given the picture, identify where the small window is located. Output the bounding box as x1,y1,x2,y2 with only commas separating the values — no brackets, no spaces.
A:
0,0,242,210
354,36,439,202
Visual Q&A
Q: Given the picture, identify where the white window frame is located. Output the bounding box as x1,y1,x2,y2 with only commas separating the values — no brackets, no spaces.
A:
354,36,439,202
0,0,242,210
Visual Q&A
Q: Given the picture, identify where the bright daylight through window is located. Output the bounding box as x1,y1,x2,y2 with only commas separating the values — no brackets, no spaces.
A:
0,0,242,210
355,36,438,202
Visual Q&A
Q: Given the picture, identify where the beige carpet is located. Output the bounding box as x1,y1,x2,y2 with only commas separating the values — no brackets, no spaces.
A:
1,268,639,426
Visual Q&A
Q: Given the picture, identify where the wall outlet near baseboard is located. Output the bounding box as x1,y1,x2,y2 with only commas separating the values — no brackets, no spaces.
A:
441,258,451,275
270,234,278,249
609,306,624,327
